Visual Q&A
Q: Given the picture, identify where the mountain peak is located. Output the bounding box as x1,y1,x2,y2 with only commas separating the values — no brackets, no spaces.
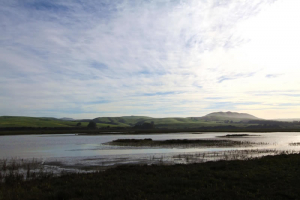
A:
201,111,259,121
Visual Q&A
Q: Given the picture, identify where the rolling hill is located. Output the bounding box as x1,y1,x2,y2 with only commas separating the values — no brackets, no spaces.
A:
0,112,262,128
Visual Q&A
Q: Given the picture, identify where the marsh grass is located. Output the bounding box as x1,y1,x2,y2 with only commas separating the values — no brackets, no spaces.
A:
2,153,300,199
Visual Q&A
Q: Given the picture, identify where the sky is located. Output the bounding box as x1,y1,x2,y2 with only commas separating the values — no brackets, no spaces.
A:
0,0,300,119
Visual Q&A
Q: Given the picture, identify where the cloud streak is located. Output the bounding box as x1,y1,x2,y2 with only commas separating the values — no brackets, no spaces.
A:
218,72,256,83
266,74,283,78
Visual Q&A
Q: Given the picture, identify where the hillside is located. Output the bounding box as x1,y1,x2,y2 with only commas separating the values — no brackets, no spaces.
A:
92,116,153,127
0,116,86,128
138,117,232,129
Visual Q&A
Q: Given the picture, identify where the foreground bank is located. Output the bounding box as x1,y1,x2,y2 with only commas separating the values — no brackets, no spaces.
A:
1,153,300,200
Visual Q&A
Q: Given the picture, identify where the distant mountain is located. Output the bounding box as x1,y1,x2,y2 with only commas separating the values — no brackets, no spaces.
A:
40,117,58,120
198,111,260,122
59,117,75,121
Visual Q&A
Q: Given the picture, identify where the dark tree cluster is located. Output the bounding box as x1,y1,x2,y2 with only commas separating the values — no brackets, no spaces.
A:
134,121,155,129
87,121,97,129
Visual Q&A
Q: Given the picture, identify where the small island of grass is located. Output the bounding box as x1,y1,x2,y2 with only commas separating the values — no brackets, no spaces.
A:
104,138,256,148
218,134,260,138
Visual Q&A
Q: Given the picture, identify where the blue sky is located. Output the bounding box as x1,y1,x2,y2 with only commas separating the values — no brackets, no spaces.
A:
1,0,300,119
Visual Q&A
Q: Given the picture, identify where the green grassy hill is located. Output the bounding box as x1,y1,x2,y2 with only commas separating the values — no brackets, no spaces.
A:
0,116,86,128
92,116,153,127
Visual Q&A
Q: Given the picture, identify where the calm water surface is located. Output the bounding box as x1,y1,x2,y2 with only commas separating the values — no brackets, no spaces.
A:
1,132,300,159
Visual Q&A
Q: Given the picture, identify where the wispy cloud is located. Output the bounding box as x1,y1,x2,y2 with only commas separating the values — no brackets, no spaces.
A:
266,73,283,78
217,72,256,83
143,92,181,97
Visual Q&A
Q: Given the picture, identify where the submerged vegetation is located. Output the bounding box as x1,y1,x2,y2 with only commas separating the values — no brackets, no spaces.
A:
0,158,55,184
289,142,300,146
1,153,300,199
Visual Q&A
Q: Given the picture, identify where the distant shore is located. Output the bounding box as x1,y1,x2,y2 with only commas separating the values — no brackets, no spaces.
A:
1,127,300,136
